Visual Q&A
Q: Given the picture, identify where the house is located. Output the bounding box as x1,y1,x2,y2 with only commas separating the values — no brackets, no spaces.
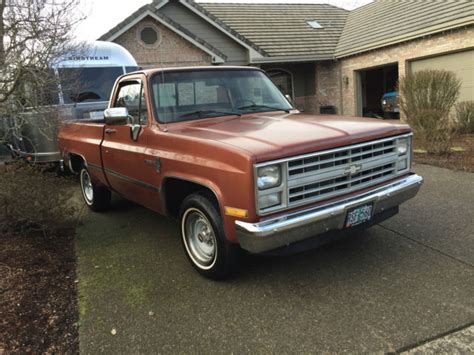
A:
100,0,474,117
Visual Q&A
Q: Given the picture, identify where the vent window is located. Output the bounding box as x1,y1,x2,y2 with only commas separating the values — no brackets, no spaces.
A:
141,27,158,45
307,20,323,29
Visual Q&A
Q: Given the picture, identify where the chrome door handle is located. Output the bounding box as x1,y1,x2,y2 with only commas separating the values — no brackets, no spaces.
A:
105,128,116,134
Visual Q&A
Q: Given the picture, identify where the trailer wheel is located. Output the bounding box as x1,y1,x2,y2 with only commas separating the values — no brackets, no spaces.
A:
80,167,111,212
179,192,240,280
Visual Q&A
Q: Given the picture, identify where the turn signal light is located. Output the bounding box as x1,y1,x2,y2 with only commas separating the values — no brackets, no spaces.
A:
225,207,249,218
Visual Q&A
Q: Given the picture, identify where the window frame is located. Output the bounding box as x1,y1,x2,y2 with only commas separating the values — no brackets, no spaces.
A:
136,23,161,48
149,68,292,124
112,79,148,126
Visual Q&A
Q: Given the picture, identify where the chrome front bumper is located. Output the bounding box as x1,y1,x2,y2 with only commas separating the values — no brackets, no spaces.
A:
236,174,423,253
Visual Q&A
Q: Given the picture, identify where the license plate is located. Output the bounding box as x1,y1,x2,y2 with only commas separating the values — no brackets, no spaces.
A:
345,204,373,228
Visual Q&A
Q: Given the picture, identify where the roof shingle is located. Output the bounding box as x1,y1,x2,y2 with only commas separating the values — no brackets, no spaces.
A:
335,0,474,58
199,3,348,59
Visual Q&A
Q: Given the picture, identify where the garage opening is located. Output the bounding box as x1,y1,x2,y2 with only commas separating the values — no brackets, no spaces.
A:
357,63,399,119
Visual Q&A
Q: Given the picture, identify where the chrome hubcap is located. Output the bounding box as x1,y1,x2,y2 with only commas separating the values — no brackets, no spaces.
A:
81,170,94,204
183,209,216,269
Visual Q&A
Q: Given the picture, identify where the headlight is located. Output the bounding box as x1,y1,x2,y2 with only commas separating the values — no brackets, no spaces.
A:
382,99,387,105
398,159,408,171
257,165,281,190
396,138,409,155
396,136,412,172
258,192,282,210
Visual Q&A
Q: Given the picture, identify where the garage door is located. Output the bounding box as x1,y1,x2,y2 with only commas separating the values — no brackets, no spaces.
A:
411,50,474,102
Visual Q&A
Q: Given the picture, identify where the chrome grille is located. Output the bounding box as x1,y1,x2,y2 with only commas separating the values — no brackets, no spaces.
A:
286,138,400,207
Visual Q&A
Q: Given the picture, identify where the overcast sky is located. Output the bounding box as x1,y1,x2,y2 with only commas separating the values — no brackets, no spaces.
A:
74,0,373,41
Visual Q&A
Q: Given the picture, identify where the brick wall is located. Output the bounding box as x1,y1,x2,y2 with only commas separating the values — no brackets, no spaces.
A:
293,62,341,114
316,61,341,115
114,17,212,69
339,26,474,116
294,95,318,113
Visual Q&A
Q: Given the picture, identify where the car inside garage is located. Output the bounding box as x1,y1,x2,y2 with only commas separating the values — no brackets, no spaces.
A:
357,63,399,119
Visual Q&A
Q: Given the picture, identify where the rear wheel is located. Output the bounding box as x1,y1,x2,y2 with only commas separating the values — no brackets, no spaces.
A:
80,167,111,212
179,193,240,279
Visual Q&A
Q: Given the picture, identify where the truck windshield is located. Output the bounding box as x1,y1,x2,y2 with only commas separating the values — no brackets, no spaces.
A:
150,69,293,123
58,67,124,104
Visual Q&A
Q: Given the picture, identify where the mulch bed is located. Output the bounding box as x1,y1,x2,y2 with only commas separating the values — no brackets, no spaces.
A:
413,134,474,172
0,228,78,353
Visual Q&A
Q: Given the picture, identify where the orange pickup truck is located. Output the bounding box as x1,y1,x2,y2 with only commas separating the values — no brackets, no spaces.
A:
59,66,423,279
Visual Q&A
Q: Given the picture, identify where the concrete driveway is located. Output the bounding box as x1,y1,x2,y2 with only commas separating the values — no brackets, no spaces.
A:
76,163,474,353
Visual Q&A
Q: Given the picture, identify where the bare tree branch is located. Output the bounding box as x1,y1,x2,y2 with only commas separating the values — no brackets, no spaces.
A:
0,0,85,144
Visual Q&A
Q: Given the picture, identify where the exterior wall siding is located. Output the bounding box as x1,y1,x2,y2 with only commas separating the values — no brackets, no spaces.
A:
113,17,212,69
339,26,474,117
161,2,249,65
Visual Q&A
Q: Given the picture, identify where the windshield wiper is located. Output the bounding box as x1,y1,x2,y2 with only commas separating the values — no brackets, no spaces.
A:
237,104,291,113
179,110,241,119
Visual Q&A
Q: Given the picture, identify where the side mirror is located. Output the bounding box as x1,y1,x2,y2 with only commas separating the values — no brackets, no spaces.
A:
104,107,128,125
104,107,141,141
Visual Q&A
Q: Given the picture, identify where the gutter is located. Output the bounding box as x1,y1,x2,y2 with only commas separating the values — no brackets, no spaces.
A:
251,54,335,64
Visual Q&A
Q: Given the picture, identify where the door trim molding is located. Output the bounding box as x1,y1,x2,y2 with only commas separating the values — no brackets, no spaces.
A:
104,167,160,193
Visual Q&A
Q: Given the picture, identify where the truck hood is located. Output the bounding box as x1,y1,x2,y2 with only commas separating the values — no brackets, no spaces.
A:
167,112,411,162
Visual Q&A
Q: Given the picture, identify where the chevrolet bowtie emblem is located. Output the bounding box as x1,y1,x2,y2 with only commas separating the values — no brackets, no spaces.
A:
344,164,362,176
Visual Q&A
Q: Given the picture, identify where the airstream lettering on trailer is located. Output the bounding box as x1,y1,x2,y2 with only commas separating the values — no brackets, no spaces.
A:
8,41,138,164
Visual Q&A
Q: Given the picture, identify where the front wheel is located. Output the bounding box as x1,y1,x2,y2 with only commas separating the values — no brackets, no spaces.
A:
80,167,111,212
179,193,240,280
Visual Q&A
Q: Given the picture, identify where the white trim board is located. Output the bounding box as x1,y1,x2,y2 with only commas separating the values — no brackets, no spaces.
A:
175,0,265,61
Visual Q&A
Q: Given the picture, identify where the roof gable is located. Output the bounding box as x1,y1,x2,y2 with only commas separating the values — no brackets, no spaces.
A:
99,4,227,63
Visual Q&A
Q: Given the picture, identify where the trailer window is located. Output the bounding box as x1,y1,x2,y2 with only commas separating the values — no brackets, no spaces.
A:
58,67,123,104
126,66,140,73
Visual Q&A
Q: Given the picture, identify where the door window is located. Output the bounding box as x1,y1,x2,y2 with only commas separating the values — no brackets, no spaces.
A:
114,81,148,125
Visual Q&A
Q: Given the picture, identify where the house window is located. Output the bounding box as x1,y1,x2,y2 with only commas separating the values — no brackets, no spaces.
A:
137,24,161,47
266,69,294,99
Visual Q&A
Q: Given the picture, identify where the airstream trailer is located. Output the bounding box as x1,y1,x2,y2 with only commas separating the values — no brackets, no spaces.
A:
8,41,138,164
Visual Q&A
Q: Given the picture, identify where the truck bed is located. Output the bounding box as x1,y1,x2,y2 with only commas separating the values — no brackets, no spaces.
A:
58,121,107,184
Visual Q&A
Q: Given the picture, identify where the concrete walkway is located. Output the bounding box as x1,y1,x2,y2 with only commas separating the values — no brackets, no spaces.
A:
76,163,474,353
402,325,474,354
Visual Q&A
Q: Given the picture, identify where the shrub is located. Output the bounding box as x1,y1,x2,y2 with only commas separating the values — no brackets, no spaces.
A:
398,70,461,154
0,162,78,233
408,109,458,155
456,101,474,134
